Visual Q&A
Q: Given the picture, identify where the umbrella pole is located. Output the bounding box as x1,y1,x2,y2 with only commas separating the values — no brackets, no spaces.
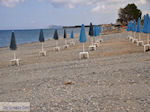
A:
147,34,149,44
92,37,93,45
148,34,150,44
56,41,58,47
65,39,67,45
42,42,44,51
83,43,85,52
14,51,16,59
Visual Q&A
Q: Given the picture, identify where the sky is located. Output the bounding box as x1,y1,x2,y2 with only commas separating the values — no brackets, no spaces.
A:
0,0,150,30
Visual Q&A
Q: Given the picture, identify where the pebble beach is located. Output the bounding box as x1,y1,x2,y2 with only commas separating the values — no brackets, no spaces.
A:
0,31,150,112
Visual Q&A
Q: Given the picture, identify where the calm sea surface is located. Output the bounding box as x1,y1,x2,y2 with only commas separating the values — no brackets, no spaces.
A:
0,28,89,48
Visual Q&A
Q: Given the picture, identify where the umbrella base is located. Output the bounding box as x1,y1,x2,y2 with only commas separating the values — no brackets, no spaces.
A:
137,41,144,46
132,39,138,43
144,44,150,52
10,59,20,66
54,47,60,51
79,52,89,59
69,42,75,46
89,45,96,51
39,51,47,56
63,44,69,49
96,39,103,43
94,43,100,47
128,36,133,42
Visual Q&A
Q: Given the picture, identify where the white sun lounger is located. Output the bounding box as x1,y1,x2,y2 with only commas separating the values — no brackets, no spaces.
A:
79,52,89,59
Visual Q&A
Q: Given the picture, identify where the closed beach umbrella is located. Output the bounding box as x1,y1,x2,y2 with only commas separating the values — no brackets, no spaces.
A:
70,30,74,39
89,22,94,45
136,18,141,40
79,24,87,52
39,29,45,51
94,26,97,37
147,14,150,44
143,15,148,33
64,29,67,45
64,29,67,39
10,32,17,59
127,21,132,32
53,29,59,40
127,22,130,32
143,14,150,44
146,15,150,33
89,22,94,36
133,20,137,38
39,29,45,42
136,18,141,33
53,29,59,47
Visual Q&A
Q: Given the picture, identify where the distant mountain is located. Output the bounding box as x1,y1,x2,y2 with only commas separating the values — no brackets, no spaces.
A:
48,25,63,29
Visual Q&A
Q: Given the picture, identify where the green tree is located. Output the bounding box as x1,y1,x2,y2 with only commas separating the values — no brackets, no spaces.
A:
117,3,142,25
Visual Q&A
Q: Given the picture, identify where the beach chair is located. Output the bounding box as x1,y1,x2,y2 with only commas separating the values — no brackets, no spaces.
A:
79,52,89,59
10,58,20,66
89,45,96,51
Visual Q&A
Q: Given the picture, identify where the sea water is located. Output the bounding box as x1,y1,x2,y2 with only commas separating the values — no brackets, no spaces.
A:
0,28,89,48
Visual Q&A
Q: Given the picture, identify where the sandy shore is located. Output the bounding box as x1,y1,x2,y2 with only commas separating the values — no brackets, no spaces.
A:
0,32,150,112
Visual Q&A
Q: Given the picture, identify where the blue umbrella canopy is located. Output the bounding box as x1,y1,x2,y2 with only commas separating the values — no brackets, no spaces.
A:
10,32,17,50
97,26,101,36
79,24,87,43
127,21,132,31
99,26,102,34
39,29,45,42
89,22,94,36
143,14,149,33
70,30,74,39
127,22,130,31
94,26,100,37
53,29,59,40
136,18,141,32
133,20,137,32
64,29,67,39
147,15,150,33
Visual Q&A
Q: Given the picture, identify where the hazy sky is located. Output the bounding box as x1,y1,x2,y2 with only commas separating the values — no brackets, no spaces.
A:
0,0,149,30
